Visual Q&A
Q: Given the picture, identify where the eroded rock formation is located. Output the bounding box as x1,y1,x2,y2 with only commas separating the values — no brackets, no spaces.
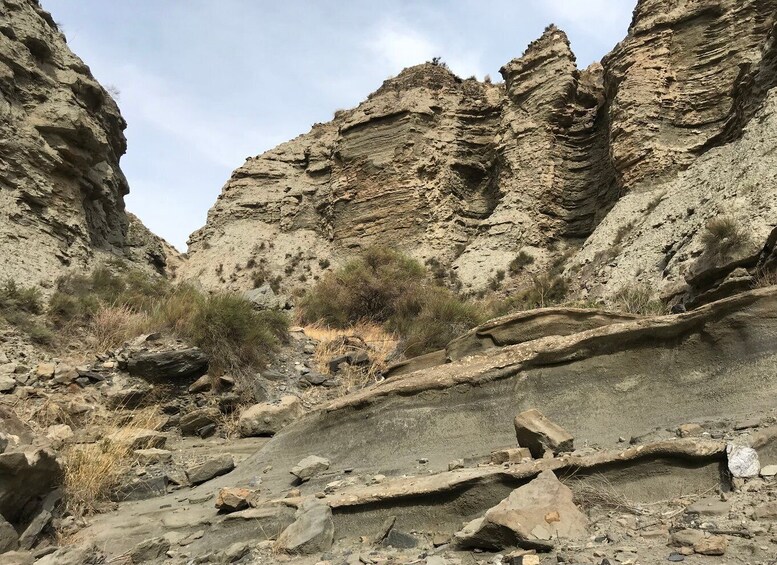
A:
0,0,176,287
183,0,777,303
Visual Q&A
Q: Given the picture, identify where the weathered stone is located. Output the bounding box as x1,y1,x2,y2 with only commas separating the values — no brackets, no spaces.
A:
179,408,219,435
112,429,166,451
105,382,153,410
693,535,727,556
187,375,213,394
133,448,173,465
0,551,34,565
186,455,235,485
129,537,170,563
290,455,330,482
669,529,705,548
685,497,731,517
491,448,532,465
727,444,760,478
275,500,334,555
17,508,51,550
35,363,55,380
238,396,304,437
215,487,253,513
677,424,704,438
514,409,574,458
45,424,73,449
126,348,208,380
0,449,61,525
382,529,418,549
0,512,19,553
0,375,16,393
112,475,168,502
455,470,588,551
761,464,777,477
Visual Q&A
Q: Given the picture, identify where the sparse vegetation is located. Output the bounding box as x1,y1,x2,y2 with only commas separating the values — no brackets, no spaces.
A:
613,220,636,246
509,250,535,274
0,279,52,343
701,216,750,258
611,283,667,316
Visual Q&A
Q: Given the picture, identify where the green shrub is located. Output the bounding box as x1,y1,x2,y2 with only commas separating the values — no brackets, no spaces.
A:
300,247,482,356
391,287,484,357
509,251,534,274
179,293,288,374
701,217,749,258
0,280,51,343
299,247,425,326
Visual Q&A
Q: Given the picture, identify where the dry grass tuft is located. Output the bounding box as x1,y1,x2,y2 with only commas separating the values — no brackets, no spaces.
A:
571,474,645,515
305,323,398,395
62,407,165,516
753,267,777,289
92,305,153,351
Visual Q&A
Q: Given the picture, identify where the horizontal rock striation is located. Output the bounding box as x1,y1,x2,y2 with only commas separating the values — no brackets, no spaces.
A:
184,0,777,300
0,0,176,287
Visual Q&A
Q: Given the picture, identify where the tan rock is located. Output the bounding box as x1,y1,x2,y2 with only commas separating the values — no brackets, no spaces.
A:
694,535,728,556
677,423,703,438
514,409,574,458
215,487,253,513
491,447,532,465
35,363,55,380
455,470,588,551
239,396,304,437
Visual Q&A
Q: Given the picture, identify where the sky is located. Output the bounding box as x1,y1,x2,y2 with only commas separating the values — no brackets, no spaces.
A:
42,1,635,251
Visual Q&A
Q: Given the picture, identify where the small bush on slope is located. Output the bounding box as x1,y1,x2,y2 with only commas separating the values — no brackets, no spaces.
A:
701,217,750,259
299,247,483,356
0,279,52,343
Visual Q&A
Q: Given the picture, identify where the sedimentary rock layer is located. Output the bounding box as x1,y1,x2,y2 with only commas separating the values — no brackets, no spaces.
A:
184,0,777,300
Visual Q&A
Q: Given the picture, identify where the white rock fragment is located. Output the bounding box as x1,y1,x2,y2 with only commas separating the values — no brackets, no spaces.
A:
726,444,760,478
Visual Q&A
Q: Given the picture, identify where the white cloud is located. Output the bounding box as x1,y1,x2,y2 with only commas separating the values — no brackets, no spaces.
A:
367,20,484,79
537,0,634,35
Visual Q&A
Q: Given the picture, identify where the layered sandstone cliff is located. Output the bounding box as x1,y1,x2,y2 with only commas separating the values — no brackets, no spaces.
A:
184,0,777,304
0,0,175,287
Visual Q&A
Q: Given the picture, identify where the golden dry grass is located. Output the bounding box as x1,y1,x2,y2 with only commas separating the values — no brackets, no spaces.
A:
303,323,398,397
92,305,154,351
754,267,777,288
62,407,166,516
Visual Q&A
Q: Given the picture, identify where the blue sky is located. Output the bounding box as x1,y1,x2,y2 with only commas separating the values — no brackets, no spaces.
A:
42,1,634,251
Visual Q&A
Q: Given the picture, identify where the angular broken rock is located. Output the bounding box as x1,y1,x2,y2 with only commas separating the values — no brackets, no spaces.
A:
129,537,170,563
275,499,334,554
215,487,253,513
126,348,208,380
291,455,330,482
726,444,759,478
455,470,588,551
238,395,304,437
188,374,213,394
491,447,532,465
0,512,19,552
186,455,235,485
514,409,574,458
693,535,727,556
179,408,219,435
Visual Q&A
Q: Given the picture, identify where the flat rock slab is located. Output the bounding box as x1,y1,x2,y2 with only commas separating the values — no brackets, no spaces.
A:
291,455,330,482
275,500,334,555
239,396,304,437
187,455,235,485
127,348,208,380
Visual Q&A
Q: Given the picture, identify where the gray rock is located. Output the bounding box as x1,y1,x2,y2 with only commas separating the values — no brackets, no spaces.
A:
1,551,34,565
105,382,153,409
275,500,334,554
727,443,760,478
514,409,574,458
126,348,208,380
382,529,418,549
35,544,100,565
291,455,330,482
0,512,19,553
0,448,61,525
133,448,173,465
179,408,219,435
238,396,304,437
244,284,287,310
129,537,170,563
685,497,730,517
188,374,213,394
112,475,168,502
0,375,16,393
186,455,235,485
17,509,51,550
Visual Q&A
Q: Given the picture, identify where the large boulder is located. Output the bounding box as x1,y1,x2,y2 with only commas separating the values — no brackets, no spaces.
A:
275,499,334,554
0,449,61,525
126,348,208,380
455,470,588,551
238,396,304,437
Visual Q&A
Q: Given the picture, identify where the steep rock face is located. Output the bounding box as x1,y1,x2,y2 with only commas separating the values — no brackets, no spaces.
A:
185,0,777,301
0,0,175,287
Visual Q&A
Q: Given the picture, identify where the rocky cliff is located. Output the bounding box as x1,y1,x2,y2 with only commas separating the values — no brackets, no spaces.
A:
0,0,175,288
183,0,777,305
